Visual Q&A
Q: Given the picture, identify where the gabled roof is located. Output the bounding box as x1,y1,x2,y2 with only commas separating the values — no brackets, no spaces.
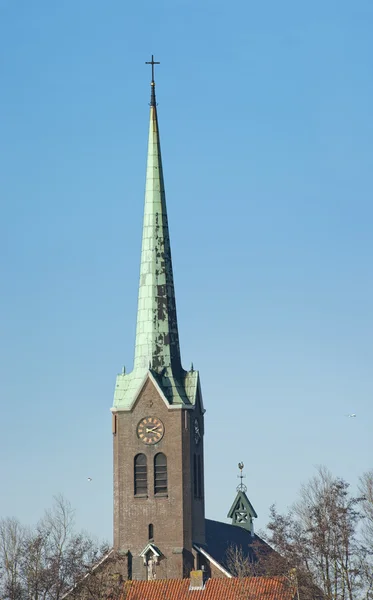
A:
204,519,272,571
139,542,161,559
227,490,258,532
123,576,296,600
193,544,232,578
112,367,199,412
228,491,258,521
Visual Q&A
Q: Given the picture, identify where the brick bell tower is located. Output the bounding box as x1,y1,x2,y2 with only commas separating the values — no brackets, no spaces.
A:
111,57,205,580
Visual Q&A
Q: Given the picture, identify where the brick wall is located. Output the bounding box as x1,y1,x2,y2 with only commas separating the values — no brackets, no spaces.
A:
113,377,203,579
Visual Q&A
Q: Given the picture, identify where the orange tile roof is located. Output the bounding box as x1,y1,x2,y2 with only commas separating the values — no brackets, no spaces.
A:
124,576,296,600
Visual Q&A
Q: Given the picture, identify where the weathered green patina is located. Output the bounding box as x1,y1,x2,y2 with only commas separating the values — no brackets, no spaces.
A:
227,490,258,534
113,77,199,412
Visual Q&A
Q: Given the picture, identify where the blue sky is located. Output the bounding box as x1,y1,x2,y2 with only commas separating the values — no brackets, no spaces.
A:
1,0,372,542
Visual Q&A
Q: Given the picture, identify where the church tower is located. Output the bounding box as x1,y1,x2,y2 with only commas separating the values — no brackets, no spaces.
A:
111,58,205,581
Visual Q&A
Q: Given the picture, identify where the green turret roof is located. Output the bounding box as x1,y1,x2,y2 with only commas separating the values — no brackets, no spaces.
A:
227,490,258,534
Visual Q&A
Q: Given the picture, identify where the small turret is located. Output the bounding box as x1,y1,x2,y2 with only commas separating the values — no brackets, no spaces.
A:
227,462,258,535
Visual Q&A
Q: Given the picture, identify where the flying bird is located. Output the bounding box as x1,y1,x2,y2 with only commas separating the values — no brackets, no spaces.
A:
87,477,93,481
345,414,356,418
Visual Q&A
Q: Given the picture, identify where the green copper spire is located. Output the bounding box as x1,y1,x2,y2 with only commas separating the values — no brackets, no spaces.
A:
112,58,200,411
133,59,182,374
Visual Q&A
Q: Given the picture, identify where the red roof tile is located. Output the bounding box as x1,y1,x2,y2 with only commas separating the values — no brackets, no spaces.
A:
124,576,296,600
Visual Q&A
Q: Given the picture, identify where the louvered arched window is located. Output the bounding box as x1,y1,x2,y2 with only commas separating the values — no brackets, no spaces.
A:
154,453,167,495
134,453,147,495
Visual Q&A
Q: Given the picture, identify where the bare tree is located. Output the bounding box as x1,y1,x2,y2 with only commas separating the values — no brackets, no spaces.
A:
359,469,373,547
0,518,26,600
0,496,106,600
225,544,257,578
264,467,367,600
358,470,373,599
225,538,315,599
68,550,129,600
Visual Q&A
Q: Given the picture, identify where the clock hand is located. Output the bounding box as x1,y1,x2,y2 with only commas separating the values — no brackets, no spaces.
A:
146,427,160,433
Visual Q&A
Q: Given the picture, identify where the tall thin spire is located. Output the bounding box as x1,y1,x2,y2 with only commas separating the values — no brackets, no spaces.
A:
112,59,200,411
133,57,182,375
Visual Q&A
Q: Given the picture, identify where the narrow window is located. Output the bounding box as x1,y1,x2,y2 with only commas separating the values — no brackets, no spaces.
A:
134,454,147,495
194,454,203,498
154,453,167,495
193,454,198,497
197,455,203,498
148,523,154,540
112,413,117,435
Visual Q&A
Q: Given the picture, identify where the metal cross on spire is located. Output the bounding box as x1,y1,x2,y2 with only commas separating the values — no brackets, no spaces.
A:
145,55,160,83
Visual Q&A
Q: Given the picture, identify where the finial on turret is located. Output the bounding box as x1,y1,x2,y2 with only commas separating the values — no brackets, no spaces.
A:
237,462,247,493
145,54,160,107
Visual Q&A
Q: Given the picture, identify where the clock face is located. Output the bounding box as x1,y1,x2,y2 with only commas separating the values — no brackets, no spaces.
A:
137,416,165,445
194,418,201,445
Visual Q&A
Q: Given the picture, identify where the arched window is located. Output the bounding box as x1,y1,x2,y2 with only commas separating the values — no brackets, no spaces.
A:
134,454,147,495
154,453,167,495
148,523,154,540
